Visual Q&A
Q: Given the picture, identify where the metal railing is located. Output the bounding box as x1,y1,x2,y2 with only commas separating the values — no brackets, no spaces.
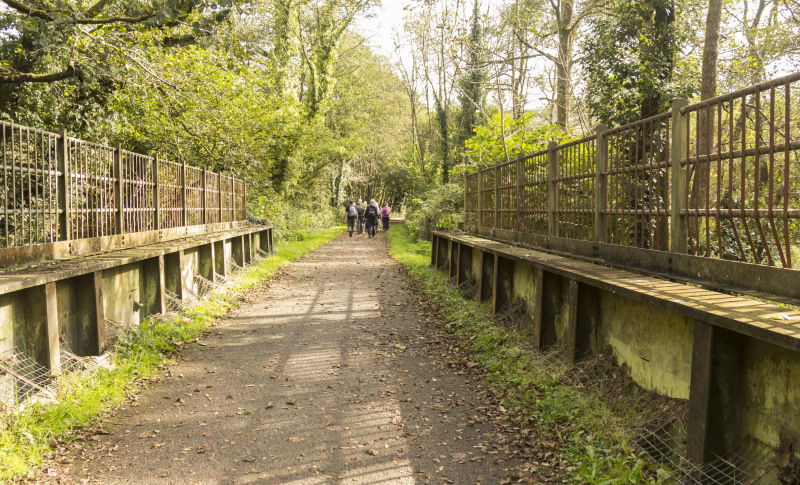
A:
0,124,246,248
464,72,800,269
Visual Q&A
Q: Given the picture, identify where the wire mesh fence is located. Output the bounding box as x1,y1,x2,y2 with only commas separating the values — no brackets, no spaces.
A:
0,123,247,249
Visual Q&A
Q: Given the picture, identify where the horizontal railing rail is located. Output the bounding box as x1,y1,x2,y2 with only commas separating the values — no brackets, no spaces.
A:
463,72,800,270
0,123,246,249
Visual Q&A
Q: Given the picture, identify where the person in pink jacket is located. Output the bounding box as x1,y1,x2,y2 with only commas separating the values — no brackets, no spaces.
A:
381,203,391,231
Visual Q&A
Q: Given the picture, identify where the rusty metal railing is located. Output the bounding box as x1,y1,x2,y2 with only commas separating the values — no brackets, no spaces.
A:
0,123,247,249
680,72,800,268
463,72,800,269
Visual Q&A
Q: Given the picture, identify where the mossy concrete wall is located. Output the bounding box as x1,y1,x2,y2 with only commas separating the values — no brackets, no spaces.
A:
433,232,800,464
0,227,272,372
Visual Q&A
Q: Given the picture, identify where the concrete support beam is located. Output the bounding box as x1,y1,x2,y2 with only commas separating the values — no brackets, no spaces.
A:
164,251,184,300
476,250,485,302
245,233,253,264
268,229,274,254
233,236,245,267
565,279,579,364
215,240,227,279
531,268,544,349
93,271,106,354
199,243,215,282
45,282,61,376
686,320,715,464
431,235,438,267
448,240,456,279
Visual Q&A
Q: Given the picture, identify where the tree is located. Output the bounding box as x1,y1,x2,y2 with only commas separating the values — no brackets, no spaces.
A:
581,0,691,127
455,0,486,161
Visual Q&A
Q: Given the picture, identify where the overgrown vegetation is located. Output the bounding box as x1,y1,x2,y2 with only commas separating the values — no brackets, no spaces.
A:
0,226,344,481
388,223,681,483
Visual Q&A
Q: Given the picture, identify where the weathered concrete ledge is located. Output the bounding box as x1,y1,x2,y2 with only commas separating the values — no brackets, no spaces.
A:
432,231,800,466
0,225,273,386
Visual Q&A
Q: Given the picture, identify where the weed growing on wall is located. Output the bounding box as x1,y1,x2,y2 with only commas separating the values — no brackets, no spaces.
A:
0,226,344,481
387,223,676,484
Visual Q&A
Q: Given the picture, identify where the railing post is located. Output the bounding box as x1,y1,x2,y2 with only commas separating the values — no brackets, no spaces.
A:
463,171,468,228
181,160,187,227
218,176,223,223
477,169,484,229
230,177,235,223
153,155,161,231
494,163,500,230
547,141,558,237
114,144,123,235
242,179,246,222
57,129,70,241
202,169,208,225
671,98,689,254
594,125,609,242
516,153,524,232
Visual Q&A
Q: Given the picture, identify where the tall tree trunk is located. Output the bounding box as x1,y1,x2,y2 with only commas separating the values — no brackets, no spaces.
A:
556,0,574,128
689,0,723,219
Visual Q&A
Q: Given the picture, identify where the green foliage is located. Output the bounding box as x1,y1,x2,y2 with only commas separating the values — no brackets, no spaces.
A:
0,226,343,481
388,223,676,483
405,183,464,241
465,113,571,165
581,0,696,127
455,0,487,159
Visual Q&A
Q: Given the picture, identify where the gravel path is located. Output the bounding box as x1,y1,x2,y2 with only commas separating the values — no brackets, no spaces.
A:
36,230,528,484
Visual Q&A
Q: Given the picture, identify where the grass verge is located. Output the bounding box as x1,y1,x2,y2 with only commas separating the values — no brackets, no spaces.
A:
0,226,345,481
387,223,677,484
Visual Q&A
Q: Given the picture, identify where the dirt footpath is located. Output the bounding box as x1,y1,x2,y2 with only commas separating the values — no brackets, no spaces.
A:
36,230,530,484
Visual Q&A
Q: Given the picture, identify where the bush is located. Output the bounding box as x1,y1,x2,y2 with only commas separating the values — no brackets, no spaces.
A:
247,187,340,242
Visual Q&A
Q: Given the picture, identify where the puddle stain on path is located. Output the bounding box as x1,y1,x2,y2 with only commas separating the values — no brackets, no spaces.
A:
34,231,528,484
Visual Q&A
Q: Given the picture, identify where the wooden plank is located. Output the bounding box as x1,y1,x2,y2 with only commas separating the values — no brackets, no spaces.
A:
448,240,454,278
93,271,106,354
686,319,715,464
565,279,579,364
531,268,544,349
45,282,61,375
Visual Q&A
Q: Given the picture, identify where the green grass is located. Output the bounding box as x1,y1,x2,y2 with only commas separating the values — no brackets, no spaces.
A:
387,224,675,484
0,225,345,481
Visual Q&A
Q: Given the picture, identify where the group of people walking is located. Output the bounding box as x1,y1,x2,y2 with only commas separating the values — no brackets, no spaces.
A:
346,199,391,238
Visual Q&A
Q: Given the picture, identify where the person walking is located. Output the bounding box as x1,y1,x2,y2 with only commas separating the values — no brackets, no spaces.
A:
346,200,357,237
356,199,365,235
364,200,379,238
381,203,391,231
369,199,381,232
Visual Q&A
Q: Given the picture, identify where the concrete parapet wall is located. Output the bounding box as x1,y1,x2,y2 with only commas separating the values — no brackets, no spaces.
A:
432,231,800,466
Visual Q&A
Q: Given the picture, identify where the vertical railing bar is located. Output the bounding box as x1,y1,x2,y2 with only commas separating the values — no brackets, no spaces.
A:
26,128,31,245
727,95,745,261
716,101,723,260
2,124,7,247
153,155,161,231
181,160,187,227
753,89,774,265
767,84,785,266
703,102,711,257
740,92,758,264
784,81,792,268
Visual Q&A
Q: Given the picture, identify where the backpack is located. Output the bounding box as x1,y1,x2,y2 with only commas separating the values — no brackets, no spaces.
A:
365,205,378,219
348,205,357,217
356,204,365,215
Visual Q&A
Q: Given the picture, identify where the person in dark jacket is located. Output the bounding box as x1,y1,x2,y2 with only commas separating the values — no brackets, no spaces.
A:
345,200,357,237
356,199,365,235
363,200,379,238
